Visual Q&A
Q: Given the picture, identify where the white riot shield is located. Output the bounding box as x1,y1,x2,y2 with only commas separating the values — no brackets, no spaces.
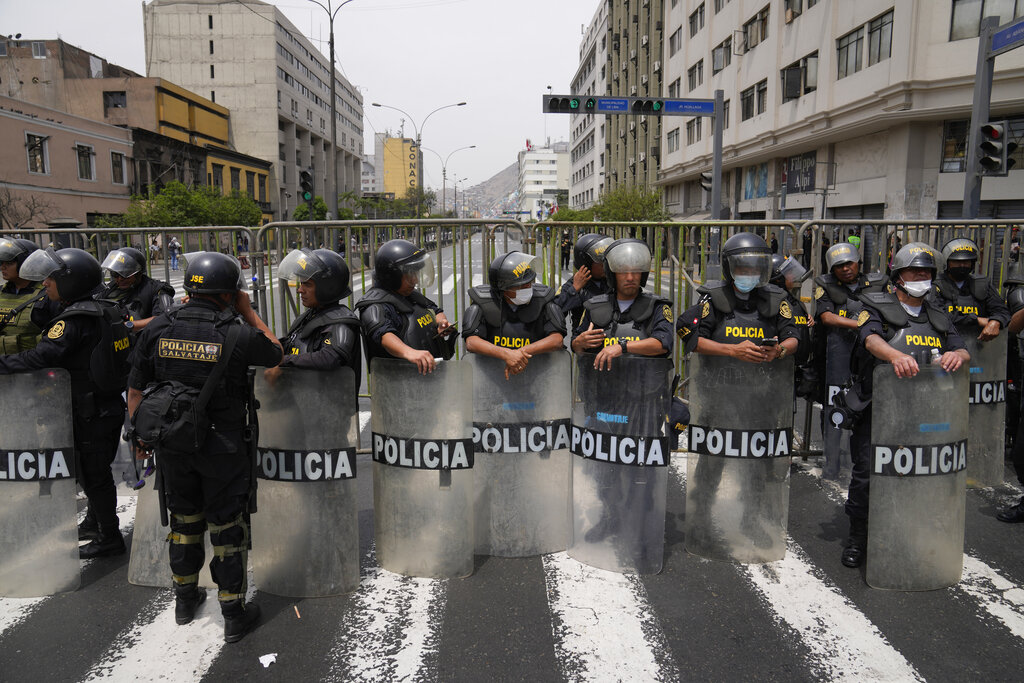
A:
470,351,571,557
867,364,968,591
251,367,359,597
963,335,1007,488
569,355,673,574
824,329,856,478
371,358,473,578
686,355,795,564
0,370,79,597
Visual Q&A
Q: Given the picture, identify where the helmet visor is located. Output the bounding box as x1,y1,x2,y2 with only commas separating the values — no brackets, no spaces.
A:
101,249,143,278
727,252,772,285
19,248,65,282
586,236,613,263
400,251,435,289
277,249,325,283
0,238,26,263
605,241,652,274
778,256,809,283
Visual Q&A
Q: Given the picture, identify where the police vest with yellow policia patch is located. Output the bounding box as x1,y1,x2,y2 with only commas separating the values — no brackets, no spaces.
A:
583,291,673,348
355,288,453,362
46,298,132,394
859,291,951,355
464,283,561,349
698,280,788,343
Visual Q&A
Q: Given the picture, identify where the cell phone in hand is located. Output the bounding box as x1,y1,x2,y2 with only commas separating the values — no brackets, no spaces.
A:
759,338,778,347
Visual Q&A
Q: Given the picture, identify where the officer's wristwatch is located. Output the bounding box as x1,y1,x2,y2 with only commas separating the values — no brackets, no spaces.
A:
620,340,628,354
778,344,788,359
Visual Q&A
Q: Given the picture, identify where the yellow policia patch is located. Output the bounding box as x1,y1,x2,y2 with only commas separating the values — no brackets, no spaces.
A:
157,338,223,362
779,301,793,319
47,321,65,339
662,305,674,323
857,310,871,327
814,286,824,300
701,300,711,318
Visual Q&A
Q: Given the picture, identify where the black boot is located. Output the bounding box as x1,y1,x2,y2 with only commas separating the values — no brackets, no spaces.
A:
841,517,868,568
79,528,126,559
174,585,207,625
77,509,99,542
222,600,260,643
997,498,1024,523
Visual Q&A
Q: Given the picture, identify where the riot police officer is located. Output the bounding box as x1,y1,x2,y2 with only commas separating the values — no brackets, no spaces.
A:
839,242,968,567
1,237,47,354
355,239,456,375
99,247,174,331
999,277,1024,522
571,238,674,367
271,248,361,378
127,252,282,642
813,242,889,479
554,233,612,326
463,251,565,378
769,254,812,364
933,237,1009,340
0,248,130,558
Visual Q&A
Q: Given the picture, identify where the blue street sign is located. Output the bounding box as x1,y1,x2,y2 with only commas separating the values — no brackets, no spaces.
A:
596,98,630,113
663,100,716,116
991,17,1024,56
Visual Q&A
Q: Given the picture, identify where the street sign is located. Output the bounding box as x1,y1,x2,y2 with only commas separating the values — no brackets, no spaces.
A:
502,211,530,215
991,17,1024,57
543,95,716,117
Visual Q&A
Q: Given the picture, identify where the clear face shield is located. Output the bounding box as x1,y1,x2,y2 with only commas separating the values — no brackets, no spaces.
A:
727,252,772,288
778,256,809,286
0,239,24,264
605,241,652,275
586,237,613,264
277,249,325,284
400,251,435,289
18,248,65,283
100,249,143,279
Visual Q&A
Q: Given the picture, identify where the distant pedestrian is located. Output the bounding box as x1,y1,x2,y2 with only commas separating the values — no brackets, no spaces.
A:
560,235,572,271
770,234,779,254
149,238,160,264
168,237,181,271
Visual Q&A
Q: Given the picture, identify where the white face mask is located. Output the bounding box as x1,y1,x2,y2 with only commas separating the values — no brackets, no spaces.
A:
901,279,932,298
509,287,533,306
733,275,761,293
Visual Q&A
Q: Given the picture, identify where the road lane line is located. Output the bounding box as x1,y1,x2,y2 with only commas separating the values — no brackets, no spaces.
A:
959,554,1024,639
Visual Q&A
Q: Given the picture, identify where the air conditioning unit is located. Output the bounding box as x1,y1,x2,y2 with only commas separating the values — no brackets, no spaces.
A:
629,121,637,132
622,60,628,71
642,0,649,7
630,84,638,95
629,157,636,167
640,74,649,86
630,49,637,61
639,153,646,163
656,20,663,31
653,60,662,73
785,8,799,23
639,115,647,126
619,129,626,138
641,35,649,47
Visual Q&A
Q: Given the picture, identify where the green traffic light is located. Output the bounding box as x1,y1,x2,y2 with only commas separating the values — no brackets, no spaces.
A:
585,98,596,109
569,98,580,109
652,101,663,112
303,191,313,201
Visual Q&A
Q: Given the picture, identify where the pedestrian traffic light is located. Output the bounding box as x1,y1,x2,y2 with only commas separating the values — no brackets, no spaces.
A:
978,121,1018,176
544,95,581,113
631,99,664,114
700,171,713,192
299,170,314,201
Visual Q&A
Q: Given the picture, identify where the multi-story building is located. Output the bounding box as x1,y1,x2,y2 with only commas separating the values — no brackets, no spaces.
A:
658,0,1024,223
361,158,378,195
604,0,667,193
143,0,364,221
378,136,419,199
570,3,610,209
518,142,570,219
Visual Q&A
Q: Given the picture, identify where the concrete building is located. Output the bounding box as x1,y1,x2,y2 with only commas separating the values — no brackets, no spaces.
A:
143,0,364,221
0,95,132,229
569,3,610,209
361,158,378,195
657,0,1024,223
518,142,570,220
377,136,419,199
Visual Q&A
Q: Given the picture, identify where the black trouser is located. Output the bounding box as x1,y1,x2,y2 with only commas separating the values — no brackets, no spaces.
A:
160,429,251,604
74,412,123,532
845,410,873,520
561,252,571,270
1011,391,1024,487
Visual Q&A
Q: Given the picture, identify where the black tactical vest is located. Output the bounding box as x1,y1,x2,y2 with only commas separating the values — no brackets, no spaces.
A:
933,273,989,324
814,272,888,320
699,281,785,344
585,291,671,354
356,287,449,362
468,283,555,349
102,276,173,322
283,304,361,373
861,292,950,357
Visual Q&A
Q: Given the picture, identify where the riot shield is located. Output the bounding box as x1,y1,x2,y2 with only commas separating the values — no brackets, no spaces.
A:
470,351,571,557
251,367,359,597
685,355,795,564
0,370,79,597
963,335,1007,488
867,364,968,591
823,329,856,478
371,358,474,578
568,355,673,574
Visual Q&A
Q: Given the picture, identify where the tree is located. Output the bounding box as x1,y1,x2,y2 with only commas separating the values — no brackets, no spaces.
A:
338,190,358,212
0,186,57,229
550,206,594,222
592,186,669,222
291,196,329,221
96,181,264,229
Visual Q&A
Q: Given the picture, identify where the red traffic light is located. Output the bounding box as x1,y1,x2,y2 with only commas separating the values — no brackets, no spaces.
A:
981,123,1004,140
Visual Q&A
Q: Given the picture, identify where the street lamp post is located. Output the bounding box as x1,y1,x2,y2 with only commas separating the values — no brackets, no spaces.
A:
423,145,476,217
371,101,466,216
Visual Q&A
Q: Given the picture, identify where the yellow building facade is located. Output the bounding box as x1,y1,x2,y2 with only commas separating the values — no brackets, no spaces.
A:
381,137,419,199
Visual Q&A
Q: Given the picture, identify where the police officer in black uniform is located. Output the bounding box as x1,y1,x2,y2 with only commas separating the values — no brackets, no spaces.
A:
572,238,674,367
839,242,968,566
99,247,175,332
270,248,361,378
999,275,1024,522
933,237,1009,341
127,252,282,642
554,233,612,327
769,254,812,364
1,237,49,354
355,239,456,375
813,242,889,479
0,247,130,558
463,251,565,378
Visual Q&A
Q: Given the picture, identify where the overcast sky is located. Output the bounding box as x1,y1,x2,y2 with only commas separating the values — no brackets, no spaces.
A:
2,0,601,189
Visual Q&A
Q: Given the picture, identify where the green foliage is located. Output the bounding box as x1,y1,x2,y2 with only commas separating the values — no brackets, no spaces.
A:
592,185,669,222
97,181,264,229
291,195,329,221
550,206,594,222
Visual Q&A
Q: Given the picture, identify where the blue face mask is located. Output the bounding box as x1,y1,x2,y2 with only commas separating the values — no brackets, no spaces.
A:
733,275,760,293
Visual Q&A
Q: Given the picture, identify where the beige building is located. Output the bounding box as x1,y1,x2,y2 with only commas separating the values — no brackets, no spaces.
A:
658,0,1024,222
518,142,570,219
0,95,132,229
143,0,364,220
570,3,610,209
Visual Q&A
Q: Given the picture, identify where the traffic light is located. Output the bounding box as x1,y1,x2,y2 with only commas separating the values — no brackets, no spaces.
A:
299,170,314,201
978,121,1018,176
700,171,713,192
631,99,664,114
544,95,581,113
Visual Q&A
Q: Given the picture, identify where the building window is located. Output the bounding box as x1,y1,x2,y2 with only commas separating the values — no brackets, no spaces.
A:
230,167,241,191
689,3,706,37
667,127,681,153
712,37,733,73
941,120,970,172
210,64,215,78
209,40,215,55
208,14,213,29
32,41,46,58
714,0,732,13
211,91,215,103
246,171,256,198
951,0,1023,40
0,42,8,57
722,99,730,128
259,175,267,203
111,151,126,185
837,26,864,78
212,164,224,189
686,118,702,145
868,10,894,65
743,6,770,50
756,79,768,114
668,77,682,98
688,60,704,91
781,52,818,102
102,91,126,114
741,85,755,120
669,27,683,56
76,144,95,181
26,133,48,174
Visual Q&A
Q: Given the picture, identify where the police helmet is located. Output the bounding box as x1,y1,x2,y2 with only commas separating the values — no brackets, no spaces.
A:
489,251,539,293
0,237,39,269
373,239,435,291
721,232,772,284
603,238,652,292
890,242,941,277
769,254,809,288
182,251,242,295
825,242,860,272
1004,260,1024,287
101,247,146,279
941,237,980,265
19,247,102,300
278,248,351,302
572,233,613,270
